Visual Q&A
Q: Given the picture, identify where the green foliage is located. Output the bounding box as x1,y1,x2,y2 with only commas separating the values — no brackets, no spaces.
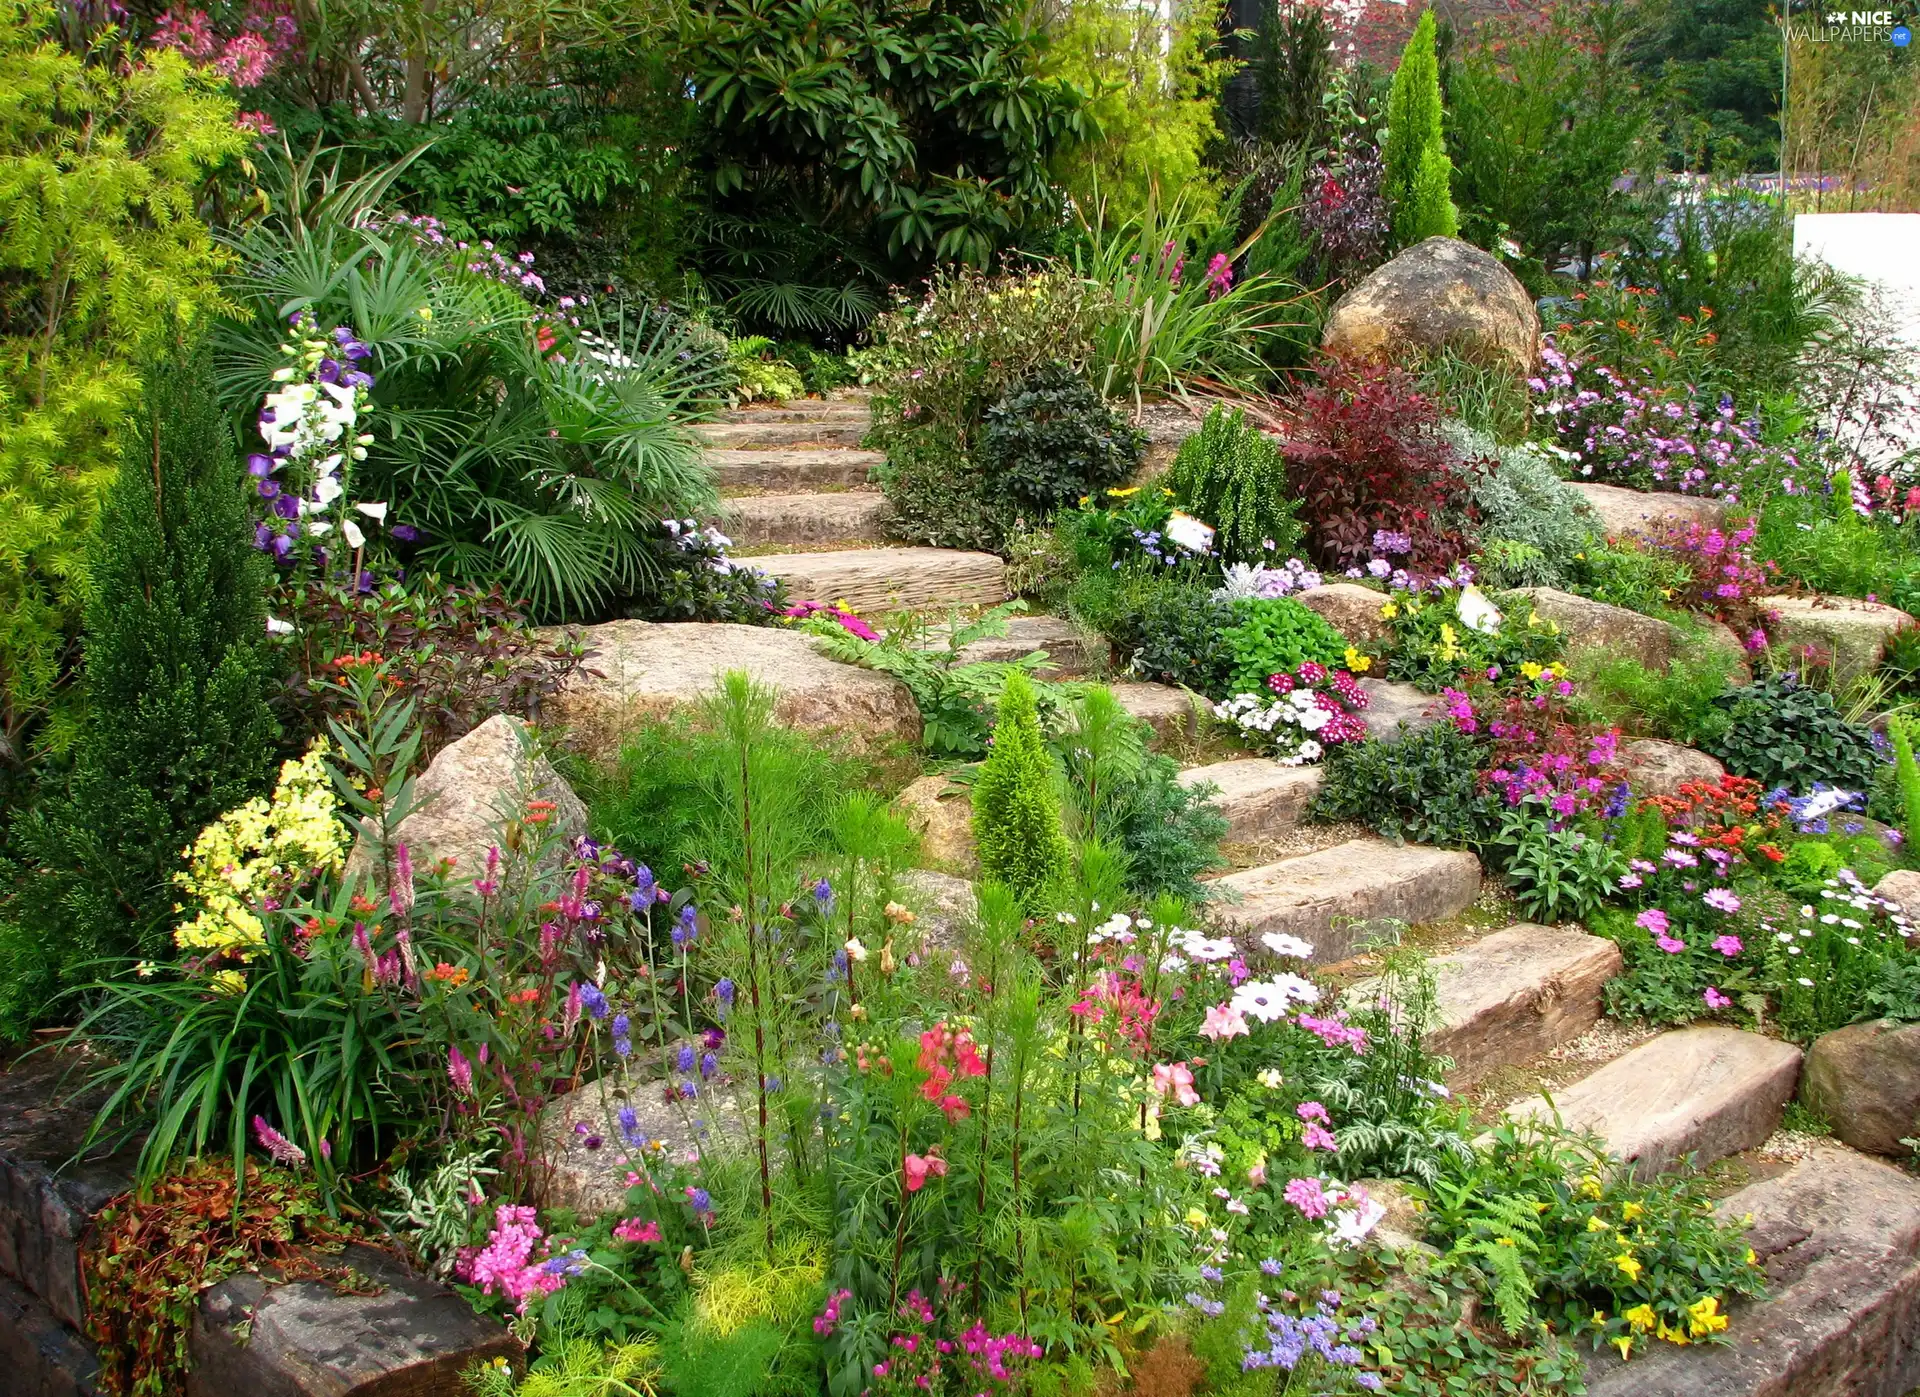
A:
976,364,1145,517
1313,723,1499,847
1446,1,1649,287
1444,421,1599,588
683,0,1089,317
1221,597,1348,696
1087,568,1237,696
1047,0,1230,226
1502,822,1626,925
1891,718,1920,856
725,336,806,404
1381,11,1457,249
1165,404,1304,567
1248,1,1333,151
1754,480,1920,610
1570,631,1738,744
972,671,1072,913
0,7,244,758
1384,587,1564,694
1627,0,1781,171
218,147,725,620
11,339,276,1036
1701,674,1883,794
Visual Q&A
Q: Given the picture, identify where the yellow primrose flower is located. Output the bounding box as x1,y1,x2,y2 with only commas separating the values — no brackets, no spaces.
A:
1343,646,1373,673
1743,1247,1757,1265
1109,486,1140,498
1686,1296,1728,1337
1380,602,1399,620
1613,1253,1643,1283
1621,1201,1645,1223
1656,1319,1690,1346
1587,1215,1609,1232
1591,1310,1607,1328
1624,1305,1656,1333
1184,1207,1208,1228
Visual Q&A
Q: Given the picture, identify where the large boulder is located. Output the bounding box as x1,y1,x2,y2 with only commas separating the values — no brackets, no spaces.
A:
539,1076,750,1219
1297,583,1393,647
1357,679,1446,743
897,868,977,959
1621,739,1726,799
895,774,977,872
349,714,587,883
1571,482,1727,541
1758,594,1914,685
1801,1019,1920,1157
544,621,922,762
1320,236,1540,376
1512,586,1680,671
1877,870,1920,925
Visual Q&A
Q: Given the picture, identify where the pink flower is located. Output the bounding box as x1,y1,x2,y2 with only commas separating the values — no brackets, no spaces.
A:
252,1115,306,1166
448,1044,474,1096
1635,908,1670,935
1703,987,1732,1010
1704,887,1742,914
1283,1176,1330,1219
1247,1160,1267,1186
938,1093,971,1124
1301,1123,1337,1150
1712,934,1743,957
1151,1061,1200,1107
1295,1100,1330,1125
1200,1004,1250,1041
614,1217,662,1244
903,1148,949,1193
1656,934,1687,954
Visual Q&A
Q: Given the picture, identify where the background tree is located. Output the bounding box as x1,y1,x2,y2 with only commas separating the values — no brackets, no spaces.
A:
1382,9,1458,248
8,335,278,1037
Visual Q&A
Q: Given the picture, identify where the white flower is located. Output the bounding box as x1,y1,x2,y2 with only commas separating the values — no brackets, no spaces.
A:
265,615,294,635
1256,1068,1285,1089
1296,740,1323,762
1327,1188,1387,1248
342,519,366,549
305,518,333,536
355,501,388,522
1797,976,1815,986
1456,584,1503,635
1260,932,1316,960
1232,975,1319,1022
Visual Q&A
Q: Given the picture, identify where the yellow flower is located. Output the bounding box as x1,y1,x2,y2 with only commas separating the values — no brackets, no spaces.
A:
1078,495,1091,507
1587,1215,1609,1232
1621,1201,1645,1223
1184,1207,1208,1228
1612,1336,1634,1360
1495,1237,1516,1247
1591,1310,1607,1328
1655,1320,1690,1346
1686,1296,1728,1337
1108,486,1140,498
1613,1253,1643,1283
1521,661,1545,680
1623,1305,1656,1333
1743,1247,1757,1265
1579,1174,1604,1199
209,969,248,996
1344,646,1373,673
1380,602,1399,620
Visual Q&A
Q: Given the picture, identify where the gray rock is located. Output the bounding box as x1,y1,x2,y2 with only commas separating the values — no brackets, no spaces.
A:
1802,1019,1920,1157
546,621,922,761
1419,924,1622,1088
1111,683,1201,748
349,714,586,886
758,547,1007,615
1758,594,1914,685
953,616,1101,678
1875,870,1920,925
0,1272,103,1397
1296,583,1394,647
1320,236,1541,376
895,774,977,872
1622,739,1726,799
538,1077,751,1220
699,419,869,449
716,490,892,547
1206,839,1482,964
189,1242,517,1397
1357,679,1446,743
1175,759,1322,842
1512,586,1681,671
897,868,977,958
1506,1027,1802,1180
1585,1144,1920,1397
1571,482,1727,541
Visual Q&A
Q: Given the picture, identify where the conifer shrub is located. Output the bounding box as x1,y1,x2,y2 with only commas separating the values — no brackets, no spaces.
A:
10,337,278,1034
1165,404,1304,566
1382,10,1459,248
971,671,1071,913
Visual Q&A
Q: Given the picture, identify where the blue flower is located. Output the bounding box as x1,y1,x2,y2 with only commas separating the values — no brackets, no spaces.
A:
714,978,735,1010
1199,1265,1223,1283
700,1052,717,1079
687,1188,711,1211
813,877,833,905
576,982,610,1020
1259,1258,1284,1277
634,865,655,898
677,1043,696,1072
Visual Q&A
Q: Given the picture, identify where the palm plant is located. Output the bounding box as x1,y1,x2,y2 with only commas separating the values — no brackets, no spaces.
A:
216,142,726,620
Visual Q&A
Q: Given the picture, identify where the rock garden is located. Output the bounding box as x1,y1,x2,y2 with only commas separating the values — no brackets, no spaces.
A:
4,2,1920,1396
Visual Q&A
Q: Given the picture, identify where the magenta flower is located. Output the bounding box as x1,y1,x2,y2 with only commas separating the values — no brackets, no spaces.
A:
1284,1176,1330,1219
252,1115,306,1167
1635,908,1670,935
1704,888,1742,914
1301,1123,1338,1150
1712,934,1743,957
1656,934,1687,954
1295,1101,1331,1124
1703,987,1731,1010
448,1044,474,1095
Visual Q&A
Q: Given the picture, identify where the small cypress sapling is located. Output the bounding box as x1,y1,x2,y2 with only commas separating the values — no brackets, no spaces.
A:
1166,405,1304,567
1892,717,1920,854
971,671,1071,914
27,335,278,973
1382,10,1459,247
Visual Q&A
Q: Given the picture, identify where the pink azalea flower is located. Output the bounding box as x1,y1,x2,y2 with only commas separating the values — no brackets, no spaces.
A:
1712,934,1743,957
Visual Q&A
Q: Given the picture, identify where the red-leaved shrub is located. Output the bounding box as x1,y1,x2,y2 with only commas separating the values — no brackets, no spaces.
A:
1280,358,1480,574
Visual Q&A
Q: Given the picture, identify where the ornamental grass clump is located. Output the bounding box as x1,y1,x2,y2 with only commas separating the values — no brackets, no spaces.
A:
971,671,1072,914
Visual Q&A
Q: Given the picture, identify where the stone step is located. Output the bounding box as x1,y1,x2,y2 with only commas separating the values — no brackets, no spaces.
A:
1512,586,1683,671
1111,682,1203,748
1505,1026,1802,1180
720,399,870,424
1621,738,1726,799
0,1271,103,1397
700,420,870,449
1758,594,1913,685
1205,838,1482,964
1176,759,1323,842
716,491,892,547
1357,679,1445,743
1418,924,1622,1088
710,448,882,489
545,620,923,761
757,547,1006,615
1585,1144,1920,1397
951,615,1102,679
1572,481,1727,540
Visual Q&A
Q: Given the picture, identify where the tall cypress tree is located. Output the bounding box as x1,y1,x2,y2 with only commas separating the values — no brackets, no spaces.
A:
28,334,279,976
1383,9,1460,249
970,671,1071,915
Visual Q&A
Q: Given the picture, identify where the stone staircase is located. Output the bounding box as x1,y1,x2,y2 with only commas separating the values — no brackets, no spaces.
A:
700,398,1009,614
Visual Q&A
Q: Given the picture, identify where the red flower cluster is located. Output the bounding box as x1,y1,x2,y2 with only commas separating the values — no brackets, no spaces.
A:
917,1021,987,1123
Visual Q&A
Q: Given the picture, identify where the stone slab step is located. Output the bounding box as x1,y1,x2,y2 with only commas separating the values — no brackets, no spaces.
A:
1758,593,1914,685
1111,683,1203,748
720,400,870,424
1513,586,1683,671
546,620,922,760
757,547,1006,614
710,448,882,489
700,420,870,449
716,491,892,547
1176,759,1323,842
1585,1144,1920,1397
1506,1027,1802,1180
1357,679,1445,743
1420,924,1622,1088
0,1271,102,1397
952,616,1102,679
1205,838,1482,964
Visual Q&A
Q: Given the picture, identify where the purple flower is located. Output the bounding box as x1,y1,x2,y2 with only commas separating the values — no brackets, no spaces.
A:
252,1116,307,1166
677,1042,696,1072
390,523,419,542
714,978,735,1011
575,982,610,1020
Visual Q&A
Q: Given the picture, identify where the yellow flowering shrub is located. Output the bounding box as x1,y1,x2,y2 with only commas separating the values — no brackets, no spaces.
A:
173,742,346,961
